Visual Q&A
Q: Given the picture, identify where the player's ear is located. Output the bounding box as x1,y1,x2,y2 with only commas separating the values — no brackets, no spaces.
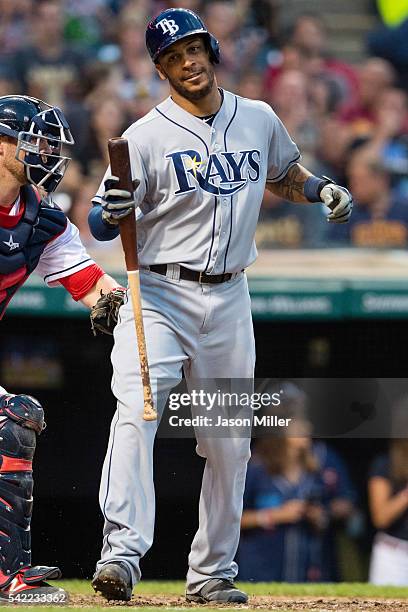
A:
155,63,167,81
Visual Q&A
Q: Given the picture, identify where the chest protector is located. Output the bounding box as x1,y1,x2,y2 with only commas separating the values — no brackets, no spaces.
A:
0,186,67,319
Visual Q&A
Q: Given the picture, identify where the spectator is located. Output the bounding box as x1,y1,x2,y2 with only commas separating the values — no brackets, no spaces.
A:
313,115,353,185
11,0,88,107
238,384,328,582
204,0,267,78
329,148,408,247
338,58,396,139
64,1,113,49
368,88,408,199
268,69,318,164
368,397,408,585
82,61,120,108
0,0,33,55
290,13,358,95
117,0,151,24
0,64,18,96
314,441,361,581
264,14,359,108
236,71,264,101
73,95,128,178
113,16,167,119
368,1,408,83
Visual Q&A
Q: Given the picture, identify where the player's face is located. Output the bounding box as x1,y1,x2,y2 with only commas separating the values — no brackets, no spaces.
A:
36,137,57,167
0,138,26,184
157,36,215,101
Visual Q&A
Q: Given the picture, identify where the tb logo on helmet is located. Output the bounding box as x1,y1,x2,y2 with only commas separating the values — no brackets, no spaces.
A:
156,18,179,36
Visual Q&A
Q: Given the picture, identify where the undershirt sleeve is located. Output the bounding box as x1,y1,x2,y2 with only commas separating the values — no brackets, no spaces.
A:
58,263,105,301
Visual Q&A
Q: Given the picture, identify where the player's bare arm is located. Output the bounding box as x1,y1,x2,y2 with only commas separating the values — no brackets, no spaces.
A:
266,163,353,223
80,273,120,307
266,163,312,203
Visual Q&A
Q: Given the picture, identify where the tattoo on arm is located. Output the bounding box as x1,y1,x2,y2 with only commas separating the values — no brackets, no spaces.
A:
266,164,312,203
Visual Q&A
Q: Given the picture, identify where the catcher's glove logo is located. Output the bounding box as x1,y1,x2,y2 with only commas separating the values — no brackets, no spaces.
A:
90,288,126,336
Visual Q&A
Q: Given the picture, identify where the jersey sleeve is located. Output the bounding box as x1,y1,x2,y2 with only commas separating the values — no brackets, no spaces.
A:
92,138,147,208
35,220,95,287
0,385,8,397
265,106,301,183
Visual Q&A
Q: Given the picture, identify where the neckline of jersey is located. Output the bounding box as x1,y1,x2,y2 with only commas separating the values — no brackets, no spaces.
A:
167,88,225,128
156,89,236,152
195,89,225,123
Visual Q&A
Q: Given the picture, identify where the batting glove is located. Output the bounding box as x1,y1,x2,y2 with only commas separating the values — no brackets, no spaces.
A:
320,182,353,224
101,175,140,225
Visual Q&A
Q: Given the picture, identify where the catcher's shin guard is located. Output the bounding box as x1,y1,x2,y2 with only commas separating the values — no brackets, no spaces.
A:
0,394,44,587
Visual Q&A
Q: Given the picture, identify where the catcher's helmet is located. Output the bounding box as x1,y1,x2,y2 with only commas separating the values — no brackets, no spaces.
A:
146,8,220,64
0,95,74,193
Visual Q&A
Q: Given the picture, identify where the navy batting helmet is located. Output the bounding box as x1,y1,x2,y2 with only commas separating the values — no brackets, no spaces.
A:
146,8,220,64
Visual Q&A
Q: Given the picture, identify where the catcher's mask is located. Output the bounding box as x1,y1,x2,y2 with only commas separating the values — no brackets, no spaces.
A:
0,95,74,193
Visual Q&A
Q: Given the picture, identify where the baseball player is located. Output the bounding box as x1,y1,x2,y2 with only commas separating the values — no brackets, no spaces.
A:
0,95,124,603
89,8,353,604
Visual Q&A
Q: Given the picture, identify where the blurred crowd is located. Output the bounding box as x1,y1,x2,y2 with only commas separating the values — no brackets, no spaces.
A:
1,0,408,251
238,382,408,586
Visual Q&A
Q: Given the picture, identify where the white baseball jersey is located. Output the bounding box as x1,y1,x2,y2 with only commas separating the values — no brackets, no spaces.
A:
35,221,95,287
93,89,300,273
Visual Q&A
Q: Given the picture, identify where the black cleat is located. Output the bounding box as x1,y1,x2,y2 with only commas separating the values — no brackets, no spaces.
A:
186,579,248,604
92,562,132,601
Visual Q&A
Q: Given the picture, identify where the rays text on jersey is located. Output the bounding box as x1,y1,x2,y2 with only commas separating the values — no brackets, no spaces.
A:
166,149,261,196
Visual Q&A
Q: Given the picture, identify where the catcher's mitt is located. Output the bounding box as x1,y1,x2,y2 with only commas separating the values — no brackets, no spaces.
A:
90,288,126,336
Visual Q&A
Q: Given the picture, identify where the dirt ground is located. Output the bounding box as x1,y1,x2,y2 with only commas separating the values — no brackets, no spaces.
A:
71,594,408,611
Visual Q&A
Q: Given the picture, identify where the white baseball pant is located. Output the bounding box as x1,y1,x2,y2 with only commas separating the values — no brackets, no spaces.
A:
96,269,255,592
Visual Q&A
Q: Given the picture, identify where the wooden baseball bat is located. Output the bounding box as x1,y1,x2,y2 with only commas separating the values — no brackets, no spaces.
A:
108,137,157,421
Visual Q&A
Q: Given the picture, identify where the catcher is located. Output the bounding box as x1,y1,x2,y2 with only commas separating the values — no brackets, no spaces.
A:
0,95,124,603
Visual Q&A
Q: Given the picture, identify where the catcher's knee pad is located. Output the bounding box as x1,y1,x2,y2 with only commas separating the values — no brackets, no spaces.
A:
0,395,44,587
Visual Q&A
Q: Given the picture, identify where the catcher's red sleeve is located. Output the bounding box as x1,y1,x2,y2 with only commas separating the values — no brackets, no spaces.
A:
58,264,104,301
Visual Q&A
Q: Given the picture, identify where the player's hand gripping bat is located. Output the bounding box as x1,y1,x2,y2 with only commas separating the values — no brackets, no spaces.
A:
108,137,157,421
